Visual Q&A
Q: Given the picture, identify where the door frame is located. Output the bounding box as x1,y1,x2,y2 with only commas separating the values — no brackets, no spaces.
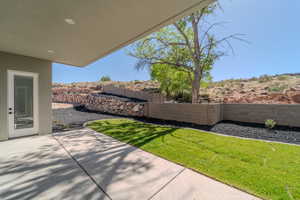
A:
7,70,39,138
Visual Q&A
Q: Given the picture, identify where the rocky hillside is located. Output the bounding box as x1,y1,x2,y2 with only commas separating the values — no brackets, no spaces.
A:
53,80,160,93
202,74,300,104
53,73,300,104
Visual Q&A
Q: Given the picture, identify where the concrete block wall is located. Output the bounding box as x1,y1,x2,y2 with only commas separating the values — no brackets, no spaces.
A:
207,104,223,125
147,103,222,125
223,104,300,127
102,85,165,103
102,85,126,96
146,103,300,127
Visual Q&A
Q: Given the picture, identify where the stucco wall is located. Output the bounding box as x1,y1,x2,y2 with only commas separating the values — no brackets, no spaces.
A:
0,52,52,141
223,104,300,127
147,103,222,125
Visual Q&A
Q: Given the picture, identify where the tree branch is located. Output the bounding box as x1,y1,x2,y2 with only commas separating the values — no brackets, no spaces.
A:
191,13,201,63
173,23,197,63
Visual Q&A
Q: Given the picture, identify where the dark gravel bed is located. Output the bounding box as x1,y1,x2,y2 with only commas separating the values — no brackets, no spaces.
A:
52,106,120,132
210,121,300,145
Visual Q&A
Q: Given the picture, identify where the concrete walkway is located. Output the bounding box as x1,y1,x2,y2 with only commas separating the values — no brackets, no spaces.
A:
0,129,260,200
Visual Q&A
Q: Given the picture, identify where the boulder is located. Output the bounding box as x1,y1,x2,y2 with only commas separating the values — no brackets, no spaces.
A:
291,94,300,103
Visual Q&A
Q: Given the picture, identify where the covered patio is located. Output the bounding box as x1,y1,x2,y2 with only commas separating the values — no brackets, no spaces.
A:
0,0,214,141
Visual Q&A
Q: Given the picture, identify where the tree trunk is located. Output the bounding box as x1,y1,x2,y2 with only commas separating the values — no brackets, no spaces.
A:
191,15,202,104
191,69,201,104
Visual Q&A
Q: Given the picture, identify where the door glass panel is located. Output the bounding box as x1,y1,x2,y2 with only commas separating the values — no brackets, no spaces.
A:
14,75,34,129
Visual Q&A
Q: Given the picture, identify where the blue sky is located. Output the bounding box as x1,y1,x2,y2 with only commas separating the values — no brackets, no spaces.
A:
53,0,300,83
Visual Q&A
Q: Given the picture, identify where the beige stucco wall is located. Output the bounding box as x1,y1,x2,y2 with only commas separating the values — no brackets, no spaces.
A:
0,52,52,141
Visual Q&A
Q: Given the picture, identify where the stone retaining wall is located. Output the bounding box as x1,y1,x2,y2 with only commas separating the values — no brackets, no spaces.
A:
52,94,146,117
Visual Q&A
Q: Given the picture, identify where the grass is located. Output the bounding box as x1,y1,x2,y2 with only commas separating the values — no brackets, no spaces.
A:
87,119,300,200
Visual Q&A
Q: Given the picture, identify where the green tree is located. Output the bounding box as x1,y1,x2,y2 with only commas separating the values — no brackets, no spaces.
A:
151,64,211,102
151,64,190,100
128,3,244,103
99,76,111,82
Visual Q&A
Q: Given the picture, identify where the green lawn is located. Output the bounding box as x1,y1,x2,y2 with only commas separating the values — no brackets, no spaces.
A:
87,119,300,200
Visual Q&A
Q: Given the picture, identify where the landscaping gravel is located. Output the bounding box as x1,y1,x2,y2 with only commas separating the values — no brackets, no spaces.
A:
210,121,300,145
52,105,120,132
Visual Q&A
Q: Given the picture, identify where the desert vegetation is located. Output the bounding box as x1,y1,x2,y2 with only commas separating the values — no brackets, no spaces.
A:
203,73,300,104
99,76,111,82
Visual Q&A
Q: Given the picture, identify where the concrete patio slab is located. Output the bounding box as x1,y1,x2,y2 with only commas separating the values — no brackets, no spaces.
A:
54,129,185,200
0,128,261,200
0,136,109,200
53,129,123,155
151,168,260,200
54,128,261,200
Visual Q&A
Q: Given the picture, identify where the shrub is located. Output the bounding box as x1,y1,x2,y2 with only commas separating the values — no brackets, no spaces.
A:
174,92,192,103
249,77,258,82
150,64,192,100
277,75,290,81
258,75,272,83
133,80,142,84
267,84,288,93
100,76,111,82
265,119,276,129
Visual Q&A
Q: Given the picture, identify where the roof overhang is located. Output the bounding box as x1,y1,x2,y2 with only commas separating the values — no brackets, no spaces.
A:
0,0,214,67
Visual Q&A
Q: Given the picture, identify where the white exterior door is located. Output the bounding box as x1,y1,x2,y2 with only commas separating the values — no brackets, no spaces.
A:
8,70,39,138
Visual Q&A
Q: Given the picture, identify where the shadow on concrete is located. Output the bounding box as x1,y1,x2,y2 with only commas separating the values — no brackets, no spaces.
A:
0,126,180,200
87,120,178,148
52,127,181,200
0,136,108,199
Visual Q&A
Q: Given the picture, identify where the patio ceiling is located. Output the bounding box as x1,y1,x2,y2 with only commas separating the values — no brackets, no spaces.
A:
0,0,214,67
